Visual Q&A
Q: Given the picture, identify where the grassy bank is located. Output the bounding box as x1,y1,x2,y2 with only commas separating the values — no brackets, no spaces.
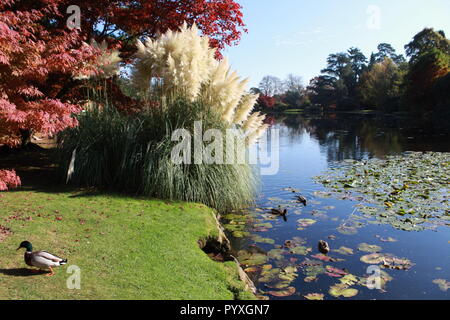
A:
0,189,254,299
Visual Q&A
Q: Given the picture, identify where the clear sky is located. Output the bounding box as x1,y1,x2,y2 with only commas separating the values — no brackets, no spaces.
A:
223,0,450,88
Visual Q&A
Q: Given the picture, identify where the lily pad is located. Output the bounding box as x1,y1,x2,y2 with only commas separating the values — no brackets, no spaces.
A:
334,246,354,255
251,234,275,244
290,246,312,255
339,274,359,286
325,266,348,278
268,249,285,260
314,152,450,231
268,286,296,297
432,279,450,292
297,218,317,229
237,250,269,266
358,243,382,253
304,293,324,300
329,283,359,298
360,253,414,270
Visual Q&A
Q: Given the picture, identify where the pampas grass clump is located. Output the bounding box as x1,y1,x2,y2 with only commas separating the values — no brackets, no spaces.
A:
59,23,268,212
59,99,257,212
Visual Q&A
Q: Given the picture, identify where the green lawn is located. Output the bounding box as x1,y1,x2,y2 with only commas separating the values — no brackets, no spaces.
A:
0,190,254,300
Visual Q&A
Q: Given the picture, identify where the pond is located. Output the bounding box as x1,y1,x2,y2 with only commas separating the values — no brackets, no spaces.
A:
225,112,450,300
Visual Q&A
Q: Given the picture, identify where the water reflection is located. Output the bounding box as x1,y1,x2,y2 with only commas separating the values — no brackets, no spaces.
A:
280,113,450,161
227,113,450,300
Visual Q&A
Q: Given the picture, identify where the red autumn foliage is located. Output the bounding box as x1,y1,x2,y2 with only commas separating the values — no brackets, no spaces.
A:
0,0,100,147
0,169,21,191
0,0,246,189
258,95,276,108
74,0,247,59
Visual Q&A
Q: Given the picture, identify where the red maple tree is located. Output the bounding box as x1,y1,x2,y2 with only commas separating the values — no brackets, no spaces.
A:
258,95,277,108
0,0,246,190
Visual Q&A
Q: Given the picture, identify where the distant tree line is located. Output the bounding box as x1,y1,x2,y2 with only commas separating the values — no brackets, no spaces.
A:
254,28,450,124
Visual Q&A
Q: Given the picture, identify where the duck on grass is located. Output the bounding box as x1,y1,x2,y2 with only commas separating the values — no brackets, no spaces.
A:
16,241,67,276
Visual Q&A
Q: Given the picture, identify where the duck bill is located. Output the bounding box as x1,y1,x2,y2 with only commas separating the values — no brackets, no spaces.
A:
16,247,21,251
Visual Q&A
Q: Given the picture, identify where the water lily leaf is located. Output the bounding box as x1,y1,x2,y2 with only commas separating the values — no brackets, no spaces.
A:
259,268,281,283
336,224,358,235
251,234,275,244
284,266,297,274
432,279,450,292
254,222,273,229
232,231,250,238
358,243,382,253
267,281,291,289
339,274,358,286
290,246,312,255
312,254,344,262
359,253,384,264
237,250,268,266
313,191,333,199
304,293,324,300
268,286,296,297
268,249,285,260
304,276,318,283
334,246,354,255
360,253,414,270
314,152,450,231
325,266,348,277
358,270,393,291
329,283,358,298
297,218,317,229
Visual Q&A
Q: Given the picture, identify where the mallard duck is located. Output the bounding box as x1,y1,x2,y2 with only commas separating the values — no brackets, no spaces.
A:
270,206,288,221
295,195,307,206
270,206,287,216
318,240,330,254
16,241,67,276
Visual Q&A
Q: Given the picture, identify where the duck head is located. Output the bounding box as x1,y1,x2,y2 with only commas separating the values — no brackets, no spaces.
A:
17,241,33,252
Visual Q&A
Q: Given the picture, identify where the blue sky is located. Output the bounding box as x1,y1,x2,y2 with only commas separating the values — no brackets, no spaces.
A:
223,0,450,88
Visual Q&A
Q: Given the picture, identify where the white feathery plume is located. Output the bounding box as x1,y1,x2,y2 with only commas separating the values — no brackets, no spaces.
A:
233,93,259,124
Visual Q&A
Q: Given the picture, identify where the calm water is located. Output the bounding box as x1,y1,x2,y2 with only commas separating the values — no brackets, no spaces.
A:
228,113,450,300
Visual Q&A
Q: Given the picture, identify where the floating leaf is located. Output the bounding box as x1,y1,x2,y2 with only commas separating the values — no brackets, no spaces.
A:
360,253,414,270
312,254,344,262
339,274,358,286
237,250,268,266
325,266,348,278
268,249,285,260
432,279,450,292
329,283,359,298
290,246,312,255
358,243,382,253
304,293,324,300
334,246,354,255
304,276,318,283
251,234,275,244
268,286,296,297
314,152,450,231
297,218,317,229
